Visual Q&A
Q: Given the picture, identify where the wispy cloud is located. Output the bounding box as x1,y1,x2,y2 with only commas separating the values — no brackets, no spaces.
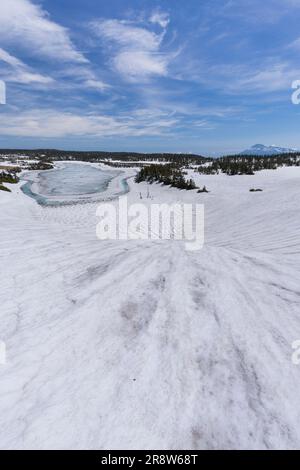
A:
287,37,300,50
233,63,296,93
1,1,300,152
91,15,172,81
206,61,300,94
0,47,54,85
0,0,87,63
84,79,111,92
150,11,170,28
0,108,179,138
0,0,112,93
212,0,298,24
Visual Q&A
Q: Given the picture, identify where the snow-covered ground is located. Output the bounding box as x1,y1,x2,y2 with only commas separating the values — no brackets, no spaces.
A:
1,165,300,449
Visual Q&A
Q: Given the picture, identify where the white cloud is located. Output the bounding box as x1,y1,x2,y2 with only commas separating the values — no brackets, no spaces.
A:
224,62,300,93
0,48,23,69
92,19,162,50
193,119,215,129
114,51,168,79
149,12,170,28
186,59,300,95
288,37,300,50
91,17,171,81
9,70,53,85
55,66,111,92
0,2,113,93
84,79,111,91
0,108,179,138
0,0,87,63
0,47,54,85
235,64,292,92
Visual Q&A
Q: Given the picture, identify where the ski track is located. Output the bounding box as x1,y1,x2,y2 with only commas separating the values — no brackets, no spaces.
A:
1,167,300,449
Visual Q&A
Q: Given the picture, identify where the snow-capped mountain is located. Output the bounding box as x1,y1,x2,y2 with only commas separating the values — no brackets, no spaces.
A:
240,144,298,156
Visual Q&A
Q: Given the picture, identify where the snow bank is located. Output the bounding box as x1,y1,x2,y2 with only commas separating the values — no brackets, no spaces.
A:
0,166,300,449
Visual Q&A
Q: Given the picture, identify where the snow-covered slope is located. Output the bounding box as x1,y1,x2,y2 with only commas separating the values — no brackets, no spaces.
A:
240,144,298,155
1,167,300,449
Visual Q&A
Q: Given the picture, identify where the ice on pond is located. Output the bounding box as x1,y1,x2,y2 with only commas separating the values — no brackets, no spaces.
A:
21,163,128,206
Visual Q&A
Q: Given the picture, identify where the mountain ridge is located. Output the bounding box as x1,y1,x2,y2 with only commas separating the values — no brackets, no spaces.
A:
240,144,298,156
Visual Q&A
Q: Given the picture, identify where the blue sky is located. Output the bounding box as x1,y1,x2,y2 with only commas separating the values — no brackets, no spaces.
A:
1,0,300,155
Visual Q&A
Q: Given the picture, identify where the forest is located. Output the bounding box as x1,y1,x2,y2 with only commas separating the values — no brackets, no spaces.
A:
0,149,209,166
197,154,300,175
135,164,198,190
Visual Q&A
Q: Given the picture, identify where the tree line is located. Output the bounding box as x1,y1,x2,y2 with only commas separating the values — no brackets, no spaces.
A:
0,149,209,166
197,154,300,175
135,164,197,190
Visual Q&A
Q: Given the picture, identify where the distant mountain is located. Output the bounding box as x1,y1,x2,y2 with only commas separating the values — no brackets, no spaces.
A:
240,144,298,156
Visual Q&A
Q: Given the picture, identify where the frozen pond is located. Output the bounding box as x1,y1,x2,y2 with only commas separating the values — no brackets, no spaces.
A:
34,164,114,196
21,163,128,206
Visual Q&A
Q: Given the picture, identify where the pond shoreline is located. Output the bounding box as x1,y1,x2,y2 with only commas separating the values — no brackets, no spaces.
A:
21,161,132,207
